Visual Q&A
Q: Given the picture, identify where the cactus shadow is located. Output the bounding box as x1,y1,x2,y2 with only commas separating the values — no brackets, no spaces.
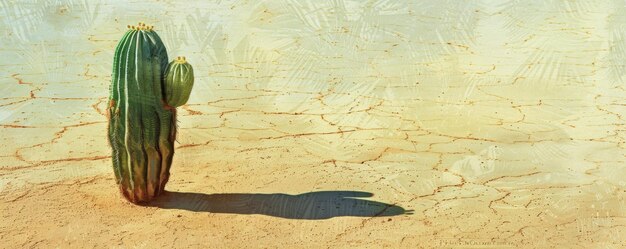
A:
147,190,413,220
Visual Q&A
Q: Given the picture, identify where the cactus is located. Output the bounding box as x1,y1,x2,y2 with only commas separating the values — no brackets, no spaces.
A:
107,23,194,203
164,56,194,107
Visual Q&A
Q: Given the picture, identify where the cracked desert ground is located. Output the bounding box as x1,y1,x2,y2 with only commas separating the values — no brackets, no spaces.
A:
1,1,625,248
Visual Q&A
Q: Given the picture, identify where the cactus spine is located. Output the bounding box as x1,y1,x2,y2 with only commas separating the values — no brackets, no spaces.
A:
108,23,194,203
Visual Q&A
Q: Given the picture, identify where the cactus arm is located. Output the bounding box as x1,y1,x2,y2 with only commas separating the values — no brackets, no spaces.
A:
164,57,195,107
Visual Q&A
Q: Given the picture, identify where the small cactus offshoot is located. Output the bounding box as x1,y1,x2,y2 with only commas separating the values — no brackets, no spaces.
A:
164,56,195,107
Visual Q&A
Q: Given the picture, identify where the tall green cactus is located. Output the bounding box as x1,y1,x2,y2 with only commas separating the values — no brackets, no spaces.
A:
108,23,194,203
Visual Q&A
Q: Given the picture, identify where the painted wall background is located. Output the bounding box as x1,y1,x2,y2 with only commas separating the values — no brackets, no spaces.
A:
1,0,625,248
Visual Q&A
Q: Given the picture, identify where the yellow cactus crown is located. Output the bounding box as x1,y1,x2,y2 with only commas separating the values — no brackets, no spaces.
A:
127,22,153,31
175,56,187,63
